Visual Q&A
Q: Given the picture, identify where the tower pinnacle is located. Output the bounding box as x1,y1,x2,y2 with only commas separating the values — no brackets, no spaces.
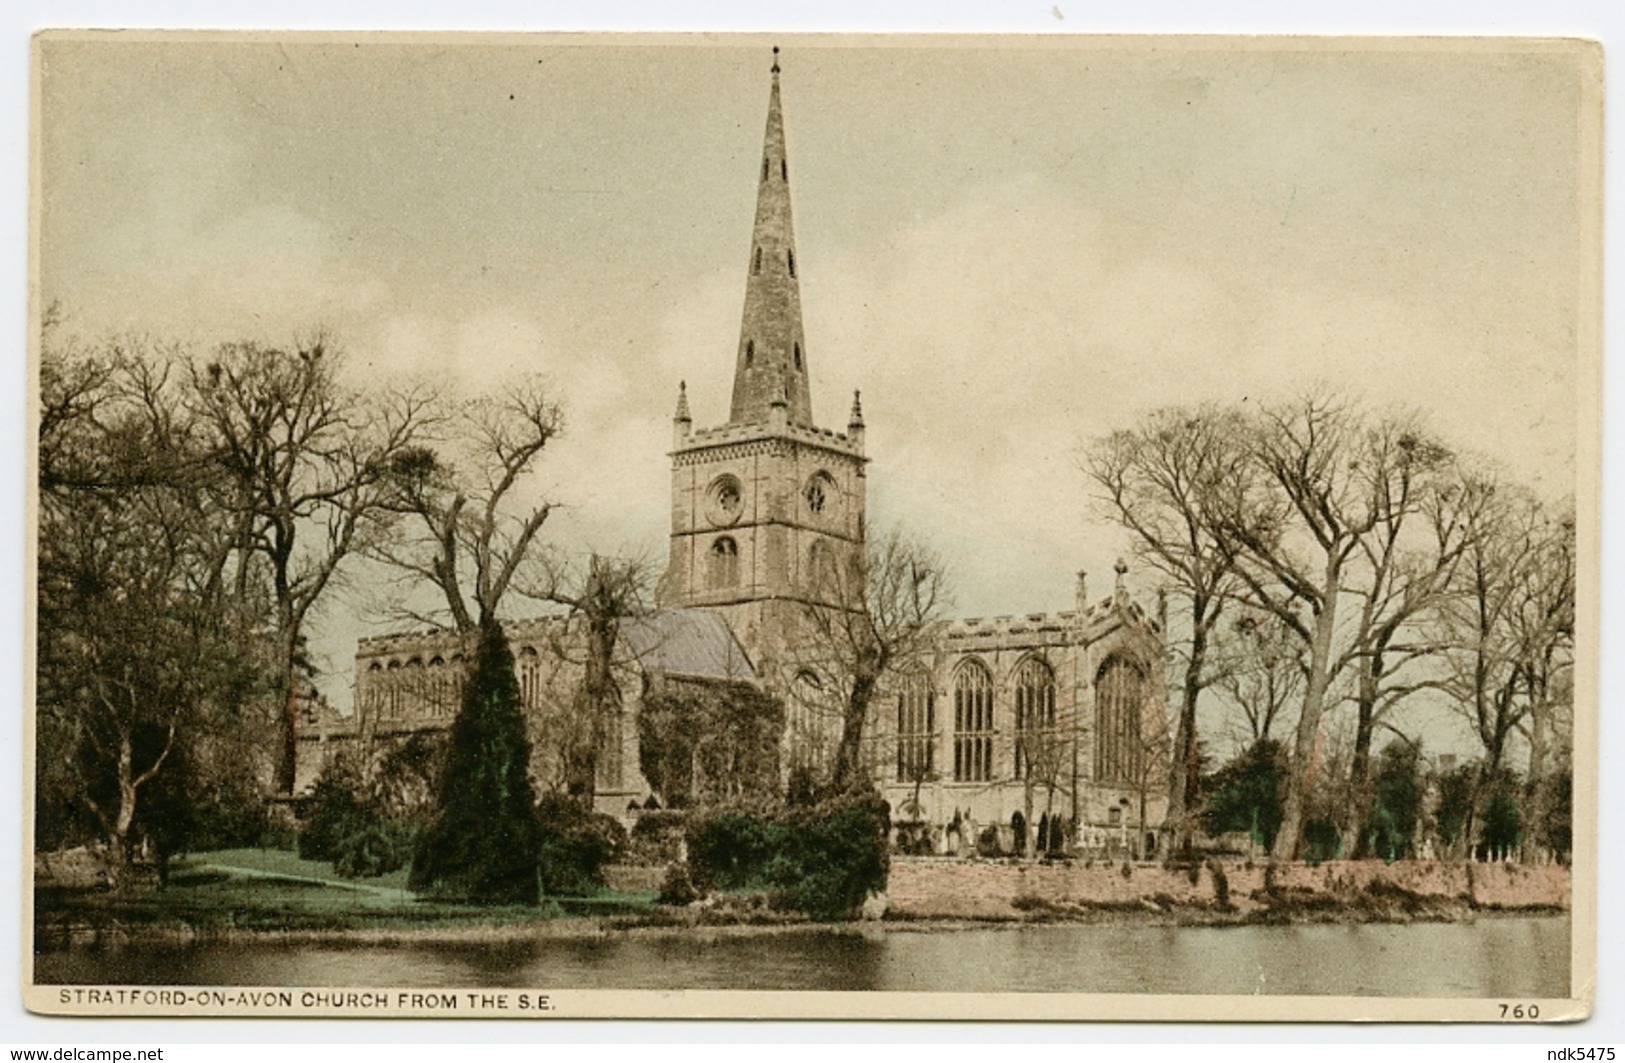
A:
673,379,691,423
672,380,692,446
728,50,813,428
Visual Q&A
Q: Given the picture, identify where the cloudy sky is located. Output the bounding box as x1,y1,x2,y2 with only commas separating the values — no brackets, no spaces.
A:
36,36,1593,726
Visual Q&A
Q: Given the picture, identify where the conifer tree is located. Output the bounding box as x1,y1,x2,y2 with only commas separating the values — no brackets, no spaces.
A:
409,620,540,904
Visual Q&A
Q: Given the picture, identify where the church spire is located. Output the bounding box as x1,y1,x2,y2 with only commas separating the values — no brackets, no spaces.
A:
729,47,814,428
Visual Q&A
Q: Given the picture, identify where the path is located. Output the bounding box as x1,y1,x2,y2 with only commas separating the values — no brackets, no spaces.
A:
191,857,416,903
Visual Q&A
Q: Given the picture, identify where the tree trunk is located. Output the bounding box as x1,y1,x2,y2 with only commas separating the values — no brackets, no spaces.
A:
1164,617,1207,861
832,672,876,794
274,619,303,796
105,731,138,892
1464,717,1510,860
1022,773,1036,862
276,670,300,796
1272,562,1341,863
1523,673,1550,862
1346,678,1378,859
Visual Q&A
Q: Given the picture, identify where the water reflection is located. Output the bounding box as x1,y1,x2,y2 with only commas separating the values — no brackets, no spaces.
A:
35,916,1569,998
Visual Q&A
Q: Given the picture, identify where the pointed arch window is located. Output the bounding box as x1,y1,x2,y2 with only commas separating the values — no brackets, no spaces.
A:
1094,657,1145,785
753,247,762,274
428,656,449,715
385,659,402,720
807,538,836,595
450,653,466,702
895,672,936,783
953,660,995,782
708,536,740,590
518,645,540,710
793,342,802,370
787,248,796,278
364,661,384,723
745,339,755,367
762,156,770,181
781,158,788,181
1013,657,1058,779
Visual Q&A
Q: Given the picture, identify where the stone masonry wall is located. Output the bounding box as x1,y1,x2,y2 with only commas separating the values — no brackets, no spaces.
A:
886,857,1569,920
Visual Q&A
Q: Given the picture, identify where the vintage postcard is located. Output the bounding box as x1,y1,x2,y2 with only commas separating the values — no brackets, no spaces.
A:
26,32,1599,1021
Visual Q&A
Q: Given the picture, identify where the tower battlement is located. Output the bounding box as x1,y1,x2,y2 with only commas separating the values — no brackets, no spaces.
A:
673,419,866,462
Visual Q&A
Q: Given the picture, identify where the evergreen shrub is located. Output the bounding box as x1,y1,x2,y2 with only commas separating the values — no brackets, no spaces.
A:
685,796,888,921
409,622,541,904
1302,818,1342,864
533,794,626,897
298,776,367,863
333,818,419,879
975,825,1003,858
1481,783,1523,859
188,781,276,852
298,776,418,879
657,863,700,906
892,820,934,855
626,809,688,864
1201,739,1287,852
1363,742,1423,861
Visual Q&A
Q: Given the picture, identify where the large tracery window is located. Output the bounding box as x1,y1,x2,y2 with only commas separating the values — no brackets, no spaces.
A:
1094,657,1145,785
952,660,995,783
708,536,739,590
1013,657,1058,778
787,670,836,779
895,672,936,782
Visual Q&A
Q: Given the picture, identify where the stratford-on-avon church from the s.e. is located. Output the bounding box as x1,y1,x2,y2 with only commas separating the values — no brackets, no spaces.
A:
300,53,1170,858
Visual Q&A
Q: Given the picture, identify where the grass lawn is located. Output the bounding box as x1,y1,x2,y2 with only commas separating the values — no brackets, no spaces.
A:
35,848,659,936
190,848,413,895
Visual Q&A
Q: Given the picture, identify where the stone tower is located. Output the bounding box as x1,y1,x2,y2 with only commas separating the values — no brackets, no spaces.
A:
658,50,868,683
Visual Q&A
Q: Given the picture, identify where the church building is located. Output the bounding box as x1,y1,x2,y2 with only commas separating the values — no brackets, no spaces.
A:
303,52,1169,857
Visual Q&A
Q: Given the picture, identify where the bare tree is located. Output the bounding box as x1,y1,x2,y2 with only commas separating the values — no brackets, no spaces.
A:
1334,430,1469,855
1212,609,1304,745
795,529,949,795
1435,477,1575,849
1013,664,1072,859
375,376,560,633
191,337,434,793
1087,404,1247,858
1209,394,1454,861
1128,699,1174,859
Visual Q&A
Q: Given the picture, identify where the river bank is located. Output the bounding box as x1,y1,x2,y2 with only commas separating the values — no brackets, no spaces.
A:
35,859,1567,954
884,854,1570,922
35,896,1563,953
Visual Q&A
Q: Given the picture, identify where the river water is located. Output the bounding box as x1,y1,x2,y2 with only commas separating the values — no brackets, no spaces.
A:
35,915,1568,997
